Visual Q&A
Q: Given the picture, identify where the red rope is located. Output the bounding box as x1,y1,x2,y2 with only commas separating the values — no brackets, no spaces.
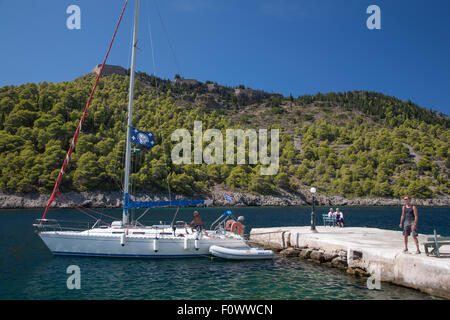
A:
58,194,111,227
83,207,119,221
58,194,119,221
41,0,129,222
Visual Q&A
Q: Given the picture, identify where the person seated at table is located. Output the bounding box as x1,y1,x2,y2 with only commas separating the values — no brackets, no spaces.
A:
328,208,335,218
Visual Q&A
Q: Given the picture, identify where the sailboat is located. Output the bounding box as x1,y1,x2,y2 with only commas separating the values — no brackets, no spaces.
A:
33,0,249,258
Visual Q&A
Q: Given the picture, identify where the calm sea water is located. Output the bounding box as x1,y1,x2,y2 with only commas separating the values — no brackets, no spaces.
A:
0,206,448,300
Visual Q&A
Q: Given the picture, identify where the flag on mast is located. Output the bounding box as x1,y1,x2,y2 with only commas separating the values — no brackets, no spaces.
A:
224,193,233,204
131,144,141,153
130,127,155,148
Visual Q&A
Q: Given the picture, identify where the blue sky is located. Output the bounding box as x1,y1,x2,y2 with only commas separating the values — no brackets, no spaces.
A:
1,0,449,115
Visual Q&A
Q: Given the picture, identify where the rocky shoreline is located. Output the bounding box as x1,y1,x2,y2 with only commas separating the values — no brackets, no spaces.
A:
0,191,449,209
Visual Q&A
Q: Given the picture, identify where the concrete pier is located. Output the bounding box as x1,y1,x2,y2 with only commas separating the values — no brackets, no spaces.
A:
249,226,450,299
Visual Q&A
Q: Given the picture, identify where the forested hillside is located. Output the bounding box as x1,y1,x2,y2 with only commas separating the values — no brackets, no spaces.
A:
0,69,448,200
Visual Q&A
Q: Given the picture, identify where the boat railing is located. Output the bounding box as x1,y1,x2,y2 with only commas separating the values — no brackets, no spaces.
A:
211,216,227,231
33,219,104,232
211,215,238,233
130,220,170,229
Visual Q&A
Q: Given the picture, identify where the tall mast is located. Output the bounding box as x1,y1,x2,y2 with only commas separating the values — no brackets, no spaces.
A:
123,0,140,225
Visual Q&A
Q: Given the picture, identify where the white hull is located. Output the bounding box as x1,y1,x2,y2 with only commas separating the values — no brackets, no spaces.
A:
38,227,247,258
209,245,274,260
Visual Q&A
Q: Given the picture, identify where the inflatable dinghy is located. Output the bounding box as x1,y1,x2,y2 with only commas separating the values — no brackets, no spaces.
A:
209,245,274,260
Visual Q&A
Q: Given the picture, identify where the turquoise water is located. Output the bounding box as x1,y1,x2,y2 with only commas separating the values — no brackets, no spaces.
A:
0,206,448,300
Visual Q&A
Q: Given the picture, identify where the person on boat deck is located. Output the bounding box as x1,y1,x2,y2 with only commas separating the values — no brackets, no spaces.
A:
335,208,344,227
399,195,420,254
189,211,203,232
236,216,246,236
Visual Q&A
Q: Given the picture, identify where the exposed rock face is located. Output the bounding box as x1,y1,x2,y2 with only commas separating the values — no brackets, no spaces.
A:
172,76,282,107
206,83,220,93
299,249,313,259
173,78,202,88
324,251,339,262
211,191,308,207
346,267,369,277
279,247,301,257
331,256,348,269
195,94,219,108
209,190,450,207
91,64,128,77
310,250,325,263
0,191,197,209
233,88,278,105
296,247,350,268
0,190,449,209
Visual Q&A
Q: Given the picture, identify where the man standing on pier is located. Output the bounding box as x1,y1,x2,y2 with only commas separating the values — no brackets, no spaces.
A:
399,195,420,254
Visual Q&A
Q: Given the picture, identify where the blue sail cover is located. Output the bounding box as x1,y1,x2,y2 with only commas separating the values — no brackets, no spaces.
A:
127,199,211,209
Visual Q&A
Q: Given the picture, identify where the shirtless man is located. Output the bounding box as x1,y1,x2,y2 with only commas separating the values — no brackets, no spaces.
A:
189,211,203,232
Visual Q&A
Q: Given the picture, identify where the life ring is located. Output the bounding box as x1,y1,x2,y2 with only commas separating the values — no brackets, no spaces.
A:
225,219,236,231
230,221,243,235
